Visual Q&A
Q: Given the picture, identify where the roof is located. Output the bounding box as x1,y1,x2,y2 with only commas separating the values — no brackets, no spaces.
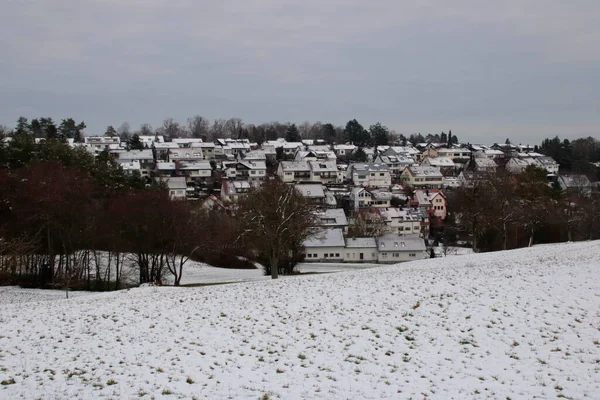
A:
309,160,338,172
156,162,176,170
559,175,591,188
238,160,266,170
295,184,325,198
422,156,455,167
280,161,310,172
304,228,346,248
352,163,390,173
164,177,187,190
474,158,498,168
376,235,425,252
178,161,212,170
118,150,154,160
345,237,377,248
317,208,348,227
405,166,443,178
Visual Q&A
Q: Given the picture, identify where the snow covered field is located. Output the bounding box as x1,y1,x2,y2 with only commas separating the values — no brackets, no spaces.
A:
1,241,599,399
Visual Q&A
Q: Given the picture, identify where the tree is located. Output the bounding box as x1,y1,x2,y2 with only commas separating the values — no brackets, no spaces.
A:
129,134,144,150
322,123,337,145
224,118,244,138
347,210,387,237
344,119,369,146
236,179,318,279
14,117,30,136
505,138,511,145
117,122,132,142
158,118,183,140
370,123,389,146
440,132,448,145
449,130,458,144
58,118,86,142
104,125,117,137
187,115,210,139
137,123,154,136
285,123,301,142
352,147,368,162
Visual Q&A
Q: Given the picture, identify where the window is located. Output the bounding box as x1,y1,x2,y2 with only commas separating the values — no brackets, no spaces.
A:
324,254,327,258
393,253,399,257
346,253,350,258
335,253,340,257
251,171,256,175
313,254,317,258
307,254,312,258
382,253,388,257
358,175,366,179
380,173,384,177
409,253,416,257
371,173,375,177
330,253,335,257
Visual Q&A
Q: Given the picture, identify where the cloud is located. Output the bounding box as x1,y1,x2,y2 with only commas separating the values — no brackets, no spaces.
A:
0,0,599,141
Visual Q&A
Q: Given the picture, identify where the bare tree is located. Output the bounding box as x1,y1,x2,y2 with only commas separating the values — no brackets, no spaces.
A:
187,115,210,139
224,118,244,138
236,179,318,279
210,119,227,140
158,118,184,140
116,122,131,142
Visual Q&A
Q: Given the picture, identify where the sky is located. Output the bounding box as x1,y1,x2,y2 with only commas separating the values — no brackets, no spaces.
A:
1,0,599,144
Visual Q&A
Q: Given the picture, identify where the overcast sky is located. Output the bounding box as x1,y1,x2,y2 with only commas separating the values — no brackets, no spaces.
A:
1,0,599,144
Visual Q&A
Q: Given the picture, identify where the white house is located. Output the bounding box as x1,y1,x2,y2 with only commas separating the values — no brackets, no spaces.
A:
308,161,343,184
376,234,427,263
163,177,187,200
379,208,423,235
303,228,346,262
400,166,443,188
177,161,212,181
348,163,392,187
316,208,349,233
343,237,378,262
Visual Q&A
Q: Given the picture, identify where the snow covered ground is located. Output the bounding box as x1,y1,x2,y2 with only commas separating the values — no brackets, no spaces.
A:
1,241,599,399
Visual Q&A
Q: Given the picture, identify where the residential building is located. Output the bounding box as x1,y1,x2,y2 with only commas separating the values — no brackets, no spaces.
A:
379,207,422,235
308,161,343,184
163,177,187,200
470,157,498,174
348,163,392,188
220,180,252,203
316,208,349,234
400,166,443,188
278,161,312,183
344,237,378,262
376,234,427,263
413,189,447,219
303,228,346,262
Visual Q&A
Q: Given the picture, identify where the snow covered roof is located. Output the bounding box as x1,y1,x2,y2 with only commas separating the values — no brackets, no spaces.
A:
317,208,348,227
164,177,187,190
117,150,154,161
352,163,390,173
304,228,346,248
377,235,425,252
178,161,212,170
422,156,455,167
308,160,338,173
405,166,443,177
345,237,377,248
280,161,310,172
474,158,498,168
156,162,176,170
295,184,325,198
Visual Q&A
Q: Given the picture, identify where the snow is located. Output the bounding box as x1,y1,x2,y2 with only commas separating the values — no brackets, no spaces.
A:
1,241,600,399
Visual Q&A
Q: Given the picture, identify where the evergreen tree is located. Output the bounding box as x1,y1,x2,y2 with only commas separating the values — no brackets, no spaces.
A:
369,122,389,146
352,147,368,162
322,123,337,145
285,123,301,142
129,134,144,150
14,117,30,136
344,119,369,146
440,132,448,144
58,118,86,142
104,125,117,137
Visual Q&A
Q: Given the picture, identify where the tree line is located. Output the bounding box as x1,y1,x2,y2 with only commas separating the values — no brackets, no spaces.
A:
445,166,600,252
0,131,317,289
1,116,460,148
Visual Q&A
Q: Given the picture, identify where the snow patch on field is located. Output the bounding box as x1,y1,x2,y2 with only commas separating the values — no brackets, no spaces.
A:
1,241,599,399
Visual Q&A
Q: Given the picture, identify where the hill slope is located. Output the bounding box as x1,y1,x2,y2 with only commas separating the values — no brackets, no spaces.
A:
1,242,599,399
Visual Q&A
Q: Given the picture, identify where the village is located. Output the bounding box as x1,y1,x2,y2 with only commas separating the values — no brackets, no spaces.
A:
65,133,594,265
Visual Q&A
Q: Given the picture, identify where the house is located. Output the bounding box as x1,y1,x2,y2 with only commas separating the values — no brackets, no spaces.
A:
333,144,356,158
195,142,216,160
225,161,267,182
119,160,141,176
295,150,337,162
153,142,180,160
316,208,349,233
350,188,391,209
470,157,498,174
199,195,228,212
347,163,392,188
413,189,447,219
436,147,472,162
421,156,456,176
295,183,326,205
84,136,121,154
163,177,187,200
139,135,164,147
376,234,427,263
308,161,343,184
283,142,304,156
303,228,346,262
343,237,378,262
379,207,422,236
242,150,267,162
533,156,559,175
400,166,443,189
374,153,415,177
557,175,592,195
155,161,176,177
116,150,155,177
168,147,204,163
220,180,252,203
505,157,538,174
278,161,312,183
176,161,212,181
172,138,204,147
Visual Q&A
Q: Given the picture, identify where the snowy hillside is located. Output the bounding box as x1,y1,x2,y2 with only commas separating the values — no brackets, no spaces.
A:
1,242,599,399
